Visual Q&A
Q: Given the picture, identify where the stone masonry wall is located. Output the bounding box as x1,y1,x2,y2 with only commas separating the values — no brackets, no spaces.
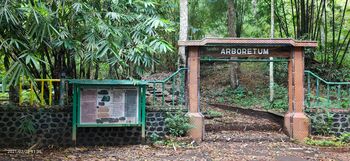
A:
146,112,168,137
0,110,166,147
308,111,350,136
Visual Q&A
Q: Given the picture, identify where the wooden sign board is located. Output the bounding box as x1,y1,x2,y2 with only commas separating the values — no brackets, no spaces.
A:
200,46,292,58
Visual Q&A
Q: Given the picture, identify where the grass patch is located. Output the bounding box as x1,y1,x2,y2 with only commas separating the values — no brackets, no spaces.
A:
305,138,344,147
0,92,9,100
305,133,350,147
212,84,288,112
203,109,223,119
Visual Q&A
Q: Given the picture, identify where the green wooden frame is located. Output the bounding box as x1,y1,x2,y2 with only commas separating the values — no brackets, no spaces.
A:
70,80,147,144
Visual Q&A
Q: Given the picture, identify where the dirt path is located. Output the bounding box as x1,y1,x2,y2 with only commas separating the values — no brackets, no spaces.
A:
204,104,283,132
1,130,349,161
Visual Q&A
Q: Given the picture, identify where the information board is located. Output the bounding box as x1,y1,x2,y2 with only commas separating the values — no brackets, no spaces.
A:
79,87,139,124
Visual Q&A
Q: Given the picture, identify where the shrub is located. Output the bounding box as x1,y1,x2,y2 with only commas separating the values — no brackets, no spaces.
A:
165,110,193,137
305,138,343,147
216,97,225,103
0,92,9,100
310,111,334,135
268,84,288,110
305,133,350,147
338,133,350,143
18,114,36,135
205,109,223,118
149,133,160,143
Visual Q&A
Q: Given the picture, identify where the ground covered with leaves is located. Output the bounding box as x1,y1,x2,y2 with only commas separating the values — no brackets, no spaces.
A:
1,130,349,161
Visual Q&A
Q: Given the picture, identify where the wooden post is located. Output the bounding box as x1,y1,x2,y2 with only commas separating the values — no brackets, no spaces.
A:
187,46,204,141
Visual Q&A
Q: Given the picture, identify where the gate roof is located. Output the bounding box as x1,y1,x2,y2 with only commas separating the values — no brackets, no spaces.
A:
178,38,317,47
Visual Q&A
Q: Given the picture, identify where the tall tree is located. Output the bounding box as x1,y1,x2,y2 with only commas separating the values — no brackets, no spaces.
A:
179,0,188,66
269,0,275,102
227,0,240,89
0,0,175,104
227,0,237,37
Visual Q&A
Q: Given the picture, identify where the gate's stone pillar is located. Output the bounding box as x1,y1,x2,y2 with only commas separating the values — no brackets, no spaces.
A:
284,57,294,137
285,47,310,141
187,47,204,141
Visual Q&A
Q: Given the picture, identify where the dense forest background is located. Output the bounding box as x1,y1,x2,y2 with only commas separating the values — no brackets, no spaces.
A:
1,0,350,89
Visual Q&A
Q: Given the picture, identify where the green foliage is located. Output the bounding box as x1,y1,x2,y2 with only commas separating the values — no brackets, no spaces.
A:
310,112,334,135
305,137,344,147
190,0,350,82
149,132,160,143
313,66,350,82
340,98,350,109
231,86,245,98
305,133,350,147
165,110,193,137
213,84,287,111
338,133,350,143
0,0,176,94
216,97,225,103
0,102,17,110
268,84,288,110
273,62,288,85
18,114,36,135
189,0,271,39
204,109,223,118
152,137,194,148
307,92,350,109
0,92,9,100
215,86,256,107
19,90,40,105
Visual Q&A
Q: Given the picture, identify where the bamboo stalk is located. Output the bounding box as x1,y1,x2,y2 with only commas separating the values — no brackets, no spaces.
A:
41,81,44,106
49,80,52,106
30,83,34,105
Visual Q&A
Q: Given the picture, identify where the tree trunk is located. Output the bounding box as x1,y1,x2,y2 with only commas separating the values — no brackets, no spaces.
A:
178,0,188,66
270,0,275,102
9,86,19,104
86,63,91,79
252,0,257,16
227,0,236,37
41,52,47,79
320,0,326,64
227,0,240,89
108,64,113,79
94,64,99,79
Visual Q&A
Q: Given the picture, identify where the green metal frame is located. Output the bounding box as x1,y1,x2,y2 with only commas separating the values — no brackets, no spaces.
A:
70,80,147,144
305,70,350,109
146,68,187,110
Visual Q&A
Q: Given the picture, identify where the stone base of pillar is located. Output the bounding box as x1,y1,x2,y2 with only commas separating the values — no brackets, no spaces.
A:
284,112,293,137
187,112,204,142
291,112,310,141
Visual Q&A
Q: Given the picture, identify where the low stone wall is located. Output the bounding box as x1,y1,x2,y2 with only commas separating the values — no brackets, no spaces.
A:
308,110,350,136
146,112,168,137
0,111,73,147
0,110,166,147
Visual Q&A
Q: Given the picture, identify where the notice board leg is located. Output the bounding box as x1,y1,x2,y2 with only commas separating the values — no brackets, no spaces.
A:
72,85,77,145
141,125,146,143
141,85,146,144
72,125,77,145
